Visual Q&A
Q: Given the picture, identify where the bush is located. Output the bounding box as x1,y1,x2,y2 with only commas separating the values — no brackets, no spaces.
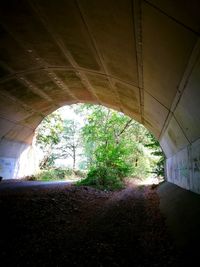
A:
54,168,73,178
34,167,83,181
35,169,62,181
76,166,125,191
23,175,37,181
74,169,87,178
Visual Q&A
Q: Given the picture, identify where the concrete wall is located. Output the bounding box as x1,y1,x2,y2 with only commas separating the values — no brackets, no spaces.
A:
0,138,39,179
160,52,200,194
0,0,200,193
166,138,200,194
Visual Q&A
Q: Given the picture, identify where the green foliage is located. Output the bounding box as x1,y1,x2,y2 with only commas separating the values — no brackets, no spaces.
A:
35,104,165,187
36,111,64,168
36,112,81,169
36,111,63,147
130,155,152,178
55,119,82,170
76,104,158,189
145,133,165,176
76,166,124,191
36,169,70,181
34,168,85,181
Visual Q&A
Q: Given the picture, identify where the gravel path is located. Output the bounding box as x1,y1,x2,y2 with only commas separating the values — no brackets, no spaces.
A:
0,182,179,266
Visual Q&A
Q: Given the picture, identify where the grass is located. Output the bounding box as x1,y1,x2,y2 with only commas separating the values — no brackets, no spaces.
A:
24,168,86,182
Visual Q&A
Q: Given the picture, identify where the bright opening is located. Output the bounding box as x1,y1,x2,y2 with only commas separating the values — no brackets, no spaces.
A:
31,104,164,189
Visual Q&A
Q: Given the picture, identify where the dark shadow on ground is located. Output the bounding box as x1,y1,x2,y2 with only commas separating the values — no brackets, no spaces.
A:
158,182,200,266
0,182,180,266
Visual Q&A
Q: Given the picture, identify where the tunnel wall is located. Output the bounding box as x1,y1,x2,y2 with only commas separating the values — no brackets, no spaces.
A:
0,0,200,195
166,138,200,194
0,138,39,179
159,52,200,194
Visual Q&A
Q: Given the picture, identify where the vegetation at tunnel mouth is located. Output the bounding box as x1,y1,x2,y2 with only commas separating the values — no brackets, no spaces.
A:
31,104,165,190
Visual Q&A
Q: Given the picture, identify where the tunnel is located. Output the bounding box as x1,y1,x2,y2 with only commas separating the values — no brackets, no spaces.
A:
0,0,200,194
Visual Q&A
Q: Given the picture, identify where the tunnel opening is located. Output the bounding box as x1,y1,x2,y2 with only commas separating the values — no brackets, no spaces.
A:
0,1,200,265
1,1,200,266
0,0,200,194
23,103,164,189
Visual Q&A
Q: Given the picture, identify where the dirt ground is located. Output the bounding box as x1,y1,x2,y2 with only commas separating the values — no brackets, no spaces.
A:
0,183,180,267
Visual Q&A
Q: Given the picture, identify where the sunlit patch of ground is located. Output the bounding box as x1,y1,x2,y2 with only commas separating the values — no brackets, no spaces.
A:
125,176,164,187
138,176,164,185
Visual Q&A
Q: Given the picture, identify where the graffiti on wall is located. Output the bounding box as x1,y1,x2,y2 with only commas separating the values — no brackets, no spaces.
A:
193,156,200,172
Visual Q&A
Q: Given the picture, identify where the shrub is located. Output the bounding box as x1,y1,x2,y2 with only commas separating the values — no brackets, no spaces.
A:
76,166,126,191
74,169,87,178
34,167,82,181
35,169,59,181
23,175,37,181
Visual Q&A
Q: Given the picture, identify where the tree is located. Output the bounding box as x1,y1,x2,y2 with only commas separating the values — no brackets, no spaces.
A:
77,104,153,189
36,112,81,170
145,133,165,177
54,119,82,170
36,111,64,168
36,104,164,188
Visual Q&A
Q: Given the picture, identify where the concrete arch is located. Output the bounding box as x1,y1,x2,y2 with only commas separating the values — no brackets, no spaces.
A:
0,0,200,193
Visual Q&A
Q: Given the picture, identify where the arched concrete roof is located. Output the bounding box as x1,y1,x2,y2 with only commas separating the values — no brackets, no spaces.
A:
0,0,200,192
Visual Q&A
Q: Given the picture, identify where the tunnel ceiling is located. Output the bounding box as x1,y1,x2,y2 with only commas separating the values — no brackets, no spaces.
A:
0,0,200,158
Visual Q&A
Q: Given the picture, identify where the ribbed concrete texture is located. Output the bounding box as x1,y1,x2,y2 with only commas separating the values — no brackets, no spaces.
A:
0,1,200,193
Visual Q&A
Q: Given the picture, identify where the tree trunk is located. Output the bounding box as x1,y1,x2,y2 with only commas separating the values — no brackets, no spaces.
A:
72,147,76,170
40,147,52,169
